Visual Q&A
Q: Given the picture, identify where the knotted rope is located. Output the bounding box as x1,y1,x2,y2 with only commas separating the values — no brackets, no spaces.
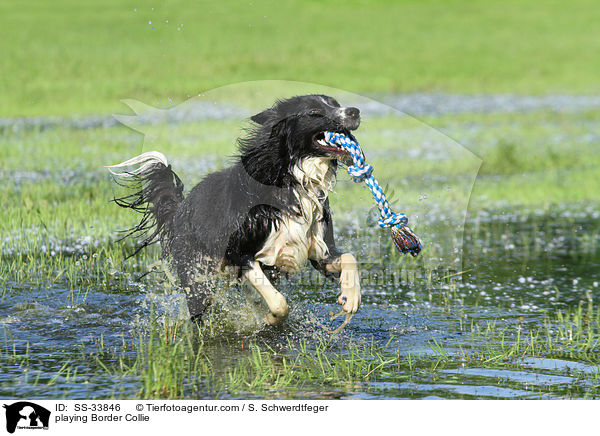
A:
323,131,422,257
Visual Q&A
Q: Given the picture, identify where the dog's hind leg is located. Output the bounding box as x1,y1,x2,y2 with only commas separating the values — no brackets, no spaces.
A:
184,283,212,323
242,260,289,326
174,259,213,323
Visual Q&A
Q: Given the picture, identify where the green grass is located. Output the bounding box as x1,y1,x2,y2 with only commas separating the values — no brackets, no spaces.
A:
1,102,599,398
4,280,600,399
1,106,598,287
41,299,597,399
2,0,600,116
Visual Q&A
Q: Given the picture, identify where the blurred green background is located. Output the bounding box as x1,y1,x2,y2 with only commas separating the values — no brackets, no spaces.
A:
2,0,600,116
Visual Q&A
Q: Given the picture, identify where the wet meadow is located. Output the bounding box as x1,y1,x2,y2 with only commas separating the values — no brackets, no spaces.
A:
1,89,599,399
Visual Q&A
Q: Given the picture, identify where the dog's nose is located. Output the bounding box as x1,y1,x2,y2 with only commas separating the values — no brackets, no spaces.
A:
345,107,360,119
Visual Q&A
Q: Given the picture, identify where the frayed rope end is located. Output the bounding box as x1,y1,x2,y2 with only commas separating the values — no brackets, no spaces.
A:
391,223,422,257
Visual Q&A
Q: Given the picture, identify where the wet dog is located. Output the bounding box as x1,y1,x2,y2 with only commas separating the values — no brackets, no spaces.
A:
108,95,362,326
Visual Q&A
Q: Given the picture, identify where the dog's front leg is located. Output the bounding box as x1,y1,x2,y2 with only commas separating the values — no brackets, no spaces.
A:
242,260,289,325
325,253,361,314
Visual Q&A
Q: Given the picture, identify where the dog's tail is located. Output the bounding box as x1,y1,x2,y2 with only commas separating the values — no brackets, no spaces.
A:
106,151,184,258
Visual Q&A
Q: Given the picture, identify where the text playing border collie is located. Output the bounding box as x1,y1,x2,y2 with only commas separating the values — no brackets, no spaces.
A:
109,95,362,326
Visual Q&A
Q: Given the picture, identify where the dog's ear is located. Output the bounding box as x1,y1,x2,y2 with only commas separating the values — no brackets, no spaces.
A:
250,108,276,125
269,116,296,140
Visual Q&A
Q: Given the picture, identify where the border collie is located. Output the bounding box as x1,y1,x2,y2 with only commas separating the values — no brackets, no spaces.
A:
108,94,362,326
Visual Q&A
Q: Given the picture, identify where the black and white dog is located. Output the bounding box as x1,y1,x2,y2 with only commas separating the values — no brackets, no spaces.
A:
108,94,362,326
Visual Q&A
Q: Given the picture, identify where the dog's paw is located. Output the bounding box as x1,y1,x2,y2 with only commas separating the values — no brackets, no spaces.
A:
338,254,361,314
264,293,290,326
338,282,361,314
265,311,287,326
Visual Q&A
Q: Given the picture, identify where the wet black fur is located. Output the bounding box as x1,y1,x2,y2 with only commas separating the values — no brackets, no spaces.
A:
113,95,361,321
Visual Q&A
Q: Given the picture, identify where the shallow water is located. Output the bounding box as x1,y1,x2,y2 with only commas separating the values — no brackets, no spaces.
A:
1,207,599,399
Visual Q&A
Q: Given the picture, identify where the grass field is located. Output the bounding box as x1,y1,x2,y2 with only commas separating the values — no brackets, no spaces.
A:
2,0,600,116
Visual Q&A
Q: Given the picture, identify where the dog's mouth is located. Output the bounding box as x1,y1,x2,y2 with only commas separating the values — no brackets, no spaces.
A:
313,132,353,164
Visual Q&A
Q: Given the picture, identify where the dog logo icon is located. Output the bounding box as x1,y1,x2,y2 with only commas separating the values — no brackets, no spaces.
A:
3,402,50,434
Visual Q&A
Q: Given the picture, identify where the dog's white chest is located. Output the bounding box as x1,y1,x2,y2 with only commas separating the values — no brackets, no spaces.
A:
255,157,335,272
255,213,325,272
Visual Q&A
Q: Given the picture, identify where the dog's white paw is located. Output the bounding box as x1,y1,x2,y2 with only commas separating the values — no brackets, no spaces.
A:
264,293,290,325
264,308,289,325
338,281,361,314
338,254,361,314
265,312,287,326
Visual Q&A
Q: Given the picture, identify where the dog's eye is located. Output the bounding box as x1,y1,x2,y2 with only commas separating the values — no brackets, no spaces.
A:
309,109,323,116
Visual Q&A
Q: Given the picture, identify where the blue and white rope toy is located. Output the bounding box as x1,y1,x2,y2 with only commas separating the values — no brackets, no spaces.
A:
323,131,423,257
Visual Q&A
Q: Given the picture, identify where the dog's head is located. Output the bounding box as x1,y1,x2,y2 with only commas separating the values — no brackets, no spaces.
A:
248,94,360,166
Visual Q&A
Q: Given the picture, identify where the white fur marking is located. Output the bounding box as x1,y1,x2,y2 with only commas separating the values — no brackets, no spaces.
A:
242,261,289,325
256,157,335,272
338,253,361,314
105,151,169,177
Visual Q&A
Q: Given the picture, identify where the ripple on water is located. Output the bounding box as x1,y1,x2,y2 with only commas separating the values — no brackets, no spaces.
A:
359,381,551,399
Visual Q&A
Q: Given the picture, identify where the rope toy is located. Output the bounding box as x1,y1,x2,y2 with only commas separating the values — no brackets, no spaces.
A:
324,131,423,257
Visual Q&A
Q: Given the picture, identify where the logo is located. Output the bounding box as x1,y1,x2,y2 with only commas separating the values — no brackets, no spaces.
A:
3,402,50,434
